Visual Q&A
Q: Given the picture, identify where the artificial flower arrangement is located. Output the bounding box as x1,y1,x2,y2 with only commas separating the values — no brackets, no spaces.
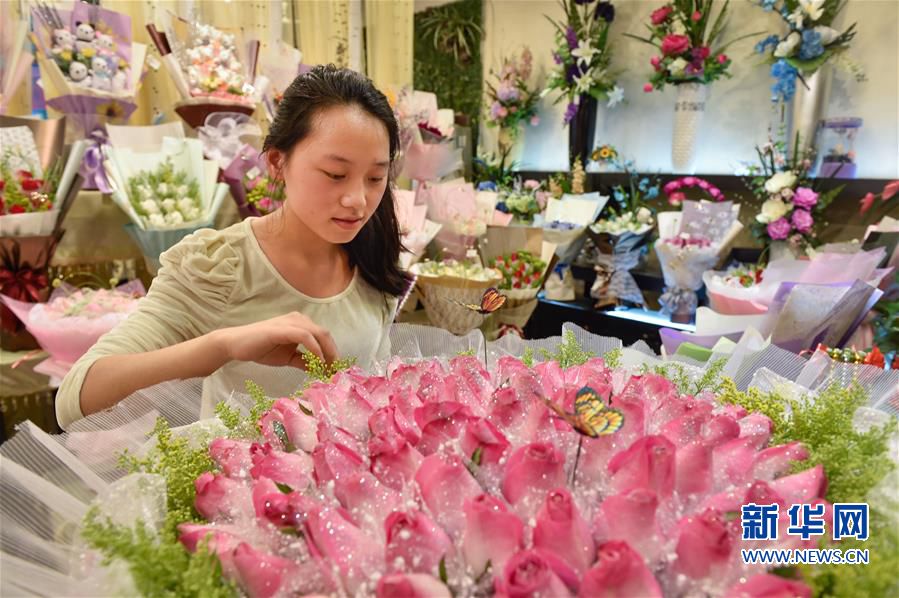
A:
752,0,861,102
177,22,253,103
719,263,765,288
127,160,203,229
243,170,285,216
485,47,541,141
627,0,755,92
744,132,842,252
544,0,623,125
40,330,898,598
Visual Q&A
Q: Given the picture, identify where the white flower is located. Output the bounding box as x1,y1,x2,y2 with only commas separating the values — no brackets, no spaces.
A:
140,200,160,215
780,187,795,200
138,185,154,200
574,71,594,95
800,0,825,22
814,26,840,45
161,198,177,214
571,39,598,69
606,85,624,108
148,213,166,228
636,207,653,224
176,185,189,197
774,32,801,58
184,208,200,221
165,211,184,226
177,198,196,214
756,198,790,223
764,171,798,194
157,183,169,195
669,58,688,76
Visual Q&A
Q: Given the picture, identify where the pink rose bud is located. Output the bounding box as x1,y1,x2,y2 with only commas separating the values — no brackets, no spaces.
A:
608,435,676,498
717,54,728,64
643,83,654,93
194,472,252,522
533,488,596,574
232,542,298,598
462,494,525,574
727,574,812,598
258,398,317,453
384,510,454,575
692,10,702,21
460,418,511,465
415,453,483,538
580,541,663,598
250,442,314,490
495,550,574,598
502,443,566,518
376,574,451,598
674,508,736,579
209,438,254,478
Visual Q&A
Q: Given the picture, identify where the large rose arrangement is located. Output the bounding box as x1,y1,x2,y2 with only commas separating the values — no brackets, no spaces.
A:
73,334,898,598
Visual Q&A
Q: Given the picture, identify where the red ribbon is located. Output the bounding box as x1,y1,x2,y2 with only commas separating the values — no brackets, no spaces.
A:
0,267,49,303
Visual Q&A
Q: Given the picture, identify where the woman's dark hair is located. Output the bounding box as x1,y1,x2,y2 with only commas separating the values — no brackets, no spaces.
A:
263,65,409,297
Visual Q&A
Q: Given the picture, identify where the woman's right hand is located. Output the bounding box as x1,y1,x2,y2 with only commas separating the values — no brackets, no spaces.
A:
213,312,339,369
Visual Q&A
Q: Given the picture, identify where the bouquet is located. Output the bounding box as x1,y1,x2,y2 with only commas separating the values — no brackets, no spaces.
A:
222,144,284,219
391,88,459,183
544,0,623,124
752,0,861,102
253,40,303,121
127,160,204,229
0,281,144,369
488,251,548,292
422,180,493,259
12,326,897,598
496,179,546,224
627,0,758,92
591,146,660,234
743,132,842,253
395,190,442,270
485,47,541,148
0,231,63,349
411,258,502,334
0,124,86,237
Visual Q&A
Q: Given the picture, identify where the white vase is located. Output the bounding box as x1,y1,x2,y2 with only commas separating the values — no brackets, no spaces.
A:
671,83,708,173
790,66,831,156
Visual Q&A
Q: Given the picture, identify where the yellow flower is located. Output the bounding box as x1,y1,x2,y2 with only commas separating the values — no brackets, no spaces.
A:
61,51,73,61
97,100,126,121
80,47,96,58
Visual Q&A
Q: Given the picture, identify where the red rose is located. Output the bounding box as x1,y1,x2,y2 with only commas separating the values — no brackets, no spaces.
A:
0,180,5,191
9,204,26,214
661,34,691,57
15,170,33,180
20,178,42,192
651,5,673,25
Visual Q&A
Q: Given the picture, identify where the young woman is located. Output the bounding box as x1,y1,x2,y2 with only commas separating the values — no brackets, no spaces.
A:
56,65,408,429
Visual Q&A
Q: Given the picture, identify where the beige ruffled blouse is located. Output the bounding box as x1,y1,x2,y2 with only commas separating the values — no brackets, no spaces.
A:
56,218,397,429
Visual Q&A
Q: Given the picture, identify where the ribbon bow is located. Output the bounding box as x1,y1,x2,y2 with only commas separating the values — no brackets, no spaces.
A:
660,286,699,318
80,126,113,193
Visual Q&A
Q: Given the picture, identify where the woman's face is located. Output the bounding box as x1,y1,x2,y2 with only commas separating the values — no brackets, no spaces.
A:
270,104,390,244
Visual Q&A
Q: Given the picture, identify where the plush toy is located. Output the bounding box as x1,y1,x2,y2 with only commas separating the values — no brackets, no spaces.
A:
74,22,95,52
112,69,128,93
89,55,112,91
93,32,116,55
52,28,76,53
68,61,90,86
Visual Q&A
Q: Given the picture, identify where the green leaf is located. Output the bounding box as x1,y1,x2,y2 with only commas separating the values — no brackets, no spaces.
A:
271,420,296,453
297,402,313,417
439,555,448,584
275,482,293,494
471,447,483,466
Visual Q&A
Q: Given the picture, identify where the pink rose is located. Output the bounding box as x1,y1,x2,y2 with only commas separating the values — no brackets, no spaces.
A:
791,208,814,233
415,453,482,538
664,180,683,194
727,574,811,598
370,439,424,492
533,489,595,574
674,508,735,579
414,401,473,455
769,464,827,505
385,510,454,575
883,180,899,199
754,441,809,480
651,5,673,25
312,441,364,487
259,398,317,452
232,542,298,598
305,382,374,440
668,191,686,206
593,488,659,558
502,443,566,518
579,541,663,598
462,494,525,574
376,573,451,598
524,179,541,191
251,477,296,528
766,217,792,240
209,438,253,478
717,54,728,64
661,34,691,57
250,442,313,490
370,405,421,447
495,550,574,598
608,435,676,498
529,115,540,127
650,56,662,70
792,187,819,209
692,10,702,21
178,523,241,579
460,418,510,465
681,176,698,186
643,83,654,93
301,498,383,594
194,472,252,521
860,192,876,213
334,470,402,533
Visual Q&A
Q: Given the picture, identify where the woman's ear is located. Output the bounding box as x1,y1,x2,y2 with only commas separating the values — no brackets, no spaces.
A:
265,149,283,180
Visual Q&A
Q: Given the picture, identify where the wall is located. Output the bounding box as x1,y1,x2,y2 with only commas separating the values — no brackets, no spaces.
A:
481,0,899,178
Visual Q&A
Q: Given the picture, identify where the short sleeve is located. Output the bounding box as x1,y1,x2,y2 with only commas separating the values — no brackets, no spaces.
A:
374,295,399,365
55,229,240,429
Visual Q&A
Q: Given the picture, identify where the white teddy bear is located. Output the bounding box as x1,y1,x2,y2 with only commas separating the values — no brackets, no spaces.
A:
74,22,95,52
68,61,90,86
52,28,75,53
93,32,115,54
89,55,113,91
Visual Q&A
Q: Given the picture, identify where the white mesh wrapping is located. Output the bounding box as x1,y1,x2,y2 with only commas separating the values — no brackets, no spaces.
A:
0,323,896,596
